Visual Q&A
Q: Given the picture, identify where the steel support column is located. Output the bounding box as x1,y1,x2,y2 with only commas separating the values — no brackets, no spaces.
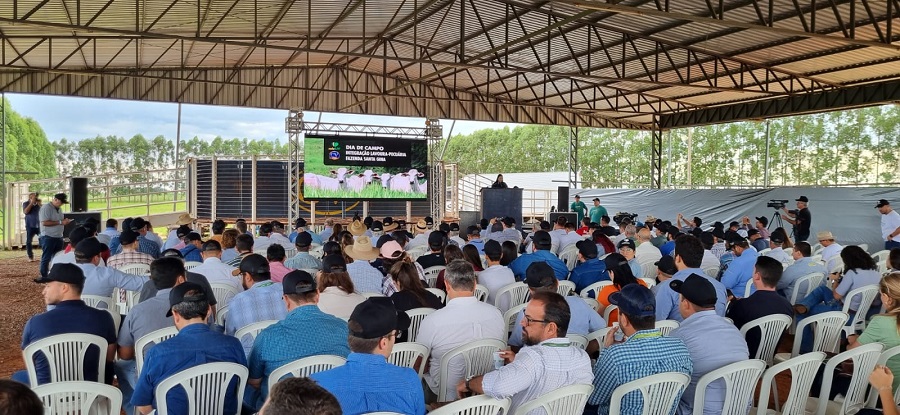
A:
285,108,303,227
426,118,444,221
651,117,663,189
568,127,578,188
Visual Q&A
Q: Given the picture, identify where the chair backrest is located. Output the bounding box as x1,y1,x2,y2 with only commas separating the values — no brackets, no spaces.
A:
267,355,347,392
234,320,279,347
81,295,113,310
111,287,141,315
34,381,123,415
495,281,529,310
784,247,794,255
426,287,447,303
515,383,594,415
691,359,766,415
504,303,527,335
603,304,619,324
107,309,121,337
841,284,880,333
702,266,720,279
788,272,826,305
580,280,613,298
406,307,437,342
828,257,845,274
309,245,324,259
586,327,614,354
387,342,429,379
362,292,386,299
640,262,657,279
811,342,883,415
739,314,791,365
582,297,601,312
407,246,430,261
559,247,580,271
215,305,229,327
473,284,490,302
872,249,891,265
755,352,826,415
155,362,248,415
809,254,823,264
655,320,680,336
639,277,657,288
117,262,151,276
209,282,240,306
743,278,754,297
183,261,203,271
423,266,446,287
566,334,589,350
428,395,511,415
135,326,179,375
608,372,690,415
757,248,772,255
791,311,848,357
867,344,900,408
438,338,507,401
23,333,108,387
557,280,577,296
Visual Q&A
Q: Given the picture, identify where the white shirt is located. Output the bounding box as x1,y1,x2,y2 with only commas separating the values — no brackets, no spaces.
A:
821,243,843,272
477,264,517,312
635,241,662,265
406,234,429,250
765,247,793,265
253,235,274,252
191,257,242,295
269,233,294,250
882,210,900,242
163,229,181,251
701,250,720,274
317,286,367,320
557,231,583,253
417,296,506,401
449,235,466,247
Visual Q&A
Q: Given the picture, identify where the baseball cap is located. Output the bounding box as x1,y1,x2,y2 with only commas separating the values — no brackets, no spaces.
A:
755,216,769,226
574,194,581,199
669,273,717,308
877,199,890,208
438,223,451,233
608,283,656,318
466,225,480,236
176,225,192,238
539,221,551,231
617,238,636,250
75,237,103,259
425,216,434,226
322,254,348,272
655,256,678,275
295,217,307,228
239,254,270,277
375,234,394,248
576,239,598,259
770,233,785,244
532,231,552,248
379,241,404,259
726,233,747,245
501,217,515,227
295,232,312,247
68,227,90,247
53,193,68,204
592,198,600,202
35,263,85,284
524,262,556,288
119,229,139,245
712,228,726,240
130,217,147,231
747,229,760,237
449,223,460,232
371,221,384,232
699,231,714,246
348,297,411,339
166,282,207,317
796,196,809,202
428,231,445,247
728,221,740,229
271,221,285,231
282,270,317,295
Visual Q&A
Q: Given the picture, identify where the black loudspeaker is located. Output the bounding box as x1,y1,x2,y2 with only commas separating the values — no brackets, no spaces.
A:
70,177,89,213
459,211,480,231
63,212,101,239
558,186,570,212
481,188,523,230
548,212,577,225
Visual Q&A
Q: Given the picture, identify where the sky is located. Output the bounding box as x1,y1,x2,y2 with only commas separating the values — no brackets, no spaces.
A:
4,93,520,142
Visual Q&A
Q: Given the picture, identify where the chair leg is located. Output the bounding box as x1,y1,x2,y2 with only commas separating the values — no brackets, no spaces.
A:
772,378,781,412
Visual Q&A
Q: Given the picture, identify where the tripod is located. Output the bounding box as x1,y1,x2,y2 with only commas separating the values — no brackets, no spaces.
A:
768,209,794,237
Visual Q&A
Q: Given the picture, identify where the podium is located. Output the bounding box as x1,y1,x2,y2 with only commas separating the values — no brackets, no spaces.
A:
481,188,523,230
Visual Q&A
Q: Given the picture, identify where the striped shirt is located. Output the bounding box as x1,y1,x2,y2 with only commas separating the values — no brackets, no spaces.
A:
346,260,384,294
283,252,322,271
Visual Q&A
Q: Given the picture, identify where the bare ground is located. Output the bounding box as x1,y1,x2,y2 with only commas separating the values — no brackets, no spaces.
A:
0,251,44,378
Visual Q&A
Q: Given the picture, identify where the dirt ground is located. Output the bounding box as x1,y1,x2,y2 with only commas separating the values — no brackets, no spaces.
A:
0,250,44,378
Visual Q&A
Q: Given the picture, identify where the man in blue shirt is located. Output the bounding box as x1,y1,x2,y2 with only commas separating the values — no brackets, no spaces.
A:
465,225,485,254
659,228,679,257
179,232,203,262
655,235,728,322
129,217,161,259
720,235,759,296
246,270,350,410
508,231,568,280
131,282,246,415
287,217,323,245
312,297,426,415
777,242,827,301
569,239,608,294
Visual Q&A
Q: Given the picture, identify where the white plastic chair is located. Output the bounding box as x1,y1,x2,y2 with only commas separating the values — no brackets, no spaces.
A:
788,272,826,306
423,266,446,288
111,287,141,315
34,381,123,415
183,261,203,271
603,304,619,324
743,278,754,297
437,338,506,402
753,352,825,415
428,395,511,415
135,326,179,375
388,341,429,379
209,282,240,306
655,320,680,336
426,287,447,303
866,344,900,408
503,303,527,335
841,284,880,335
586,327,614,354
580,280,613,298
828,257,845,274
774,311,847,364
806,343,883,415
23,333,108,387
407,246,429,261
702,266,720,279
362,292,386,298
640,262,657,279
309,245,324,259
215,305,229,327
495,281,530,311
514,383,593,415
691,359,766,415
405,307,436,342
154,362,248,415
608,372,690,415
758,248,772,255
784,247,794,256
639,277,657,288
267,355,346,392
872,249,891,266
107,309,121,338
739,314,791,366
557,280,576,296
117,263,151,276
559,247,580,271
582,297,601,312
858,244,869,254
234,320,278,348
474,284,490,302
81,295,114,310
566,334,589,350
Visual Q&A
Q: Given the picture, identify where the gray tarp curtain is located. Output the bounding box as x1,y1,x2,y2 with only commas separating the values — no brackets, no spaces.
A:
572,187,900,251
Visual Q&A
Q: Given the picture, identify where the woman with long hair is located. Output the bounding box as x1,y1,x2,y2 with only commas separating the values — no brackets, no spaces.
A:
462,244,485,272
491,174,508,189
794,245,881,318
592,230,616,257
772,227,794,249
316,266,366,320
435,245,465,290
597,253,647,326
390,261,443,312
849,272,900,395
378,240,427,295
328,223,344,242
500,240,518,266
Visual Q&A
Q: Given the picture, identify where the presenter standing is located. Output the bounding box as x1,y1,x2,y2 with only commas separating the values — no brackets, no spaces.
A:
23,193,41,262
570,195,587,225
38,193,72,279
491,174,508,189
589,198,607,225
878,199,900,250
781,195,811,242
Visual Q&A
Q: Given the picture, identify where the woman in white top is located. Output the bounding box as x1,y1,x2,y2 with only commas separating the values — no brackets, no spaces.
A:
316,267,366,320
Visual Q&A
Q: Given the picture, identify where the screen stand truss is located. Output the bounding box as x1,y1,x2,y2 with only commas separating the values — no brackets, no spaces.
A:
286,115,445,223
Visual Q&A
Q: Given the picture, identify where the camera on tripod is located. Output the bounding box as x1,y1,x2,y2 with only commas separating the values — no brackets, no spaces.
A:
767,199,789,209
613,212,638,225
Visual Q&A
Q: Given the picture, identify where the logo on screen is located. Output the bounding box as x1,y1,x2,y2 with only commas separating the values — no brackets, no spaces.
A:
328,151,341,160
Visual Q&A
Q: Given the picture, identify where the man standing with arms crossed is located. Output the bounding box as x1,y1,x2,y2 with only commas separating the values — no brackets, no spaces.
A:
38,193,72,280
570,195,587,226
23,192,41,262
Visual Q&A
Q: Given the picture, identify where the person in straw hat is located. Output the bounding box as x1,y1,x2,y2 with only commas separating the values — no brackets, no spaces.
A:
163,213,195,251
405,219,431,251
348,220,368,240
344,236,384,295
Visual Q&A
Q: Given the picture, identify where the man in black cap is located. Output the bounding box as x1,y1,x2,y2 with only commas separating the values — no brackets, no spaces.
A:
107,229,155,269
448,223,465,247
74,237,148,301
570,239,608,294
747,228,768,252
285,232,323,271
14,263,117,386
877,199,900,250
416,231,447,269
781,195,812,242
227,254,287,355
128,217,161,259
670,274,748,415
465,225,485,254
289,217,323,246
483,216,522,246
523,220,555,254
616,238,643,278
653,256,678,295
311,297,425,415
710,226,727,259
508,230,568,281
246,270,349,410
45,225,90,269
720,233,760,296
132,282,246,415
764,232,792,265
37,192,72,279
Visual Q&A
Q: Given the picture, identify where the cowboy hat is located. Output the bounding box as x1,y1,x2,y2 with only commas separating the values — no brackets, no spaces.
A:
344,236,379,260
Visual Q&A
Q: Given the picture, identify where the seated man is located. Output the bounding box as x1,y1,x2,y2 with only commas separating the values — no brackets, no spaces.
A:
477,240,516,310
651,255,678,295
131,282,246,415
748,229,768,252
75,237,149,304
569,240,608,294
655,235,728,322
586,284,692,415
456,291,593,413
258,377,341,415
0,379,43,415
764,233,793,265
777,241,827,301
227,254,287,355
720,234,759,296
670,274,749,415
508,231,568,281
284,232,322,271
634,227,662,266
246,270,350,410
726,256,793,358
107,229,155,269
191,240,241,295
312,298,425,415
416,231,447,269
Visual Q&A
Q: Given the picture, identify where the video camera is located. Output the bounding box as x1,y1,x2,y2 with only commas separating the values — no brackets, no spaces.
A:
767,199,789,209
612,212,638,225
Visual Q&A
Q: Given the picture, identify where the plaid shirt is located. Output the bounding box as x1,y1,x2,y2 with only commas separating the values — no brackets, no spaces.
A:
107,250,155,269
136,236,160,259
588,329,692,415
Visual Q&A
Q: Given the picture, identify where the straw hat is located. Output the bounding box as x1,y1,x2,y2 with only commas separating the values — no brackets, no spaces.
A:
383,217,399,232
344,236,379,260
349,220,367,236
175,213,195,225
816,231,835,241
415,219,428,231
